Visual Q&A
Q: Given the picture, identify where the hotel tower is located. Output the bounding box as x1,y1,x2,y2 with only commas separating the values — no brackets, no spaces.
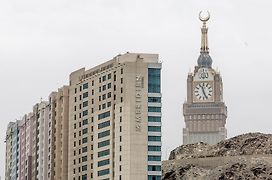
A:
68,53,162,180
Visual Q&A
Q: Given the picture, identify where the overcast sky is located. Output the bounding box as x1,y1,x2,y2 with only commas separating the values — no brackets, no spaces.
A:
1,0,272,177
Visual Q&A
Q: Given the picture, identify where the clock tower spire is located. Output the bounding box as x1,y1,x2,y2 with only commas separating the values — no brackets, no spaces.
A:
198,11,213,68
183,12,227,145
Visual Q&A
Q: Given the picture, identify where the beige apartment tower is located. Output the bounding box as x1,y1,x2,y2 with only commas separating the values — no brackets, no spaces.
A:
47,86,69,180
68,53,162,180
183,13,227,145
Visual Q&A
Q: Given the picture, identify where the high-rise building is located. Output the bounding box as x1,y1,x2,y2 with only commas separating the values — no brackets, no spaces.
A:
68,53,162,180
25,113,33,180
183,13,227,145
5,122,16,180
18,118,26,180
36,101,50,180
47,86,69,180
6,116,33,180
11,121,20,180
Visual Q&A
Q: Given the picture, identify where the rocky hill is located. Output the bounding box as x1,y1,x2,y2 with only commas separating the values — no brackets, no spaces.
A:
163,133,272,179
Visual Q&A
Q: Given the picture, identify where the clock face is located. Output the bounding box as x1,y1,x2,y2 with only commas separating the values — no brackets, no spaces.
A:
194,82,213,101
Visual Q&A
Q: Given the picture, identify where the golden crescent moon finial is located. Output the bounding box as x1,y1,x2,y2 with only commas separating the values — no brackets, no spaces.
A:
199,11,210,22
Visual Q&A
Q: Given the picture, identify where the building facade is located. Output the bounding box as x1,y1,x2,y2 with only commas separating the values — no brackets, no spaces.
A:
5,52,162,180
48,86,70,180
183,14,227,145
68,53,162,180
36,101,50,180
5,122,16,180
11,121,20,180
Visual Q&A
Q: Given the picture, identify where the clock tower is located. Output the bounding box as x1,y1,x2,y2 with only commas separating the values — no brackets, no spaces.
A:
183,12,227,145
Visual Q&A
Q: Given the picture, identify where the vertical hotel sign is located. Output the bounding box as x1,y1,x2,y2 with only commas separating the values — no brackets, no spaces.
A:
135,75,143,131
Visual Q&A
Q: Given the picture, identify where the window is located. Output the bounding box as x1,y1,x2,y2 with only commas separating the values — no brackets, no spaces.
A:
98,130,110,139
102,94,106,100
75,88,77,94
83,119,88,125
82,174,87,180
83,92,88,98
108,73,111,79
148,136,161,142
82,156,87,162
148,116,161,122
148,126,161,132
82,128,88,135
107,92,111,98
148,175,161,180
121,88,123,93
102,85,106,91
121,78,123,84
148,97,161,103
83,110,88,116
82,146,87,153
148,107,161,112
148,146,161,151
83,83,88,90
82,137,88,144
98,111,110,120
148,68,161,93
98,149,110,157
102,103,106,109
92,80,94,86
98,121,110,129
82,165,87,171
98,169,110,176
98,140,110,148
121,68,123,74
102,75,106,82
107,101,111,107
107,83,111,89
83,101,88,107
98,159,110,167
148,155,161,161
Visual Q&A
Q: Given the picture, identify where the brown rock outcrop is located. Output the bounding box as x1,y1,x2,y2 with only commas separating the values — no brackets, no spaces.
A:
163,133,272,180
